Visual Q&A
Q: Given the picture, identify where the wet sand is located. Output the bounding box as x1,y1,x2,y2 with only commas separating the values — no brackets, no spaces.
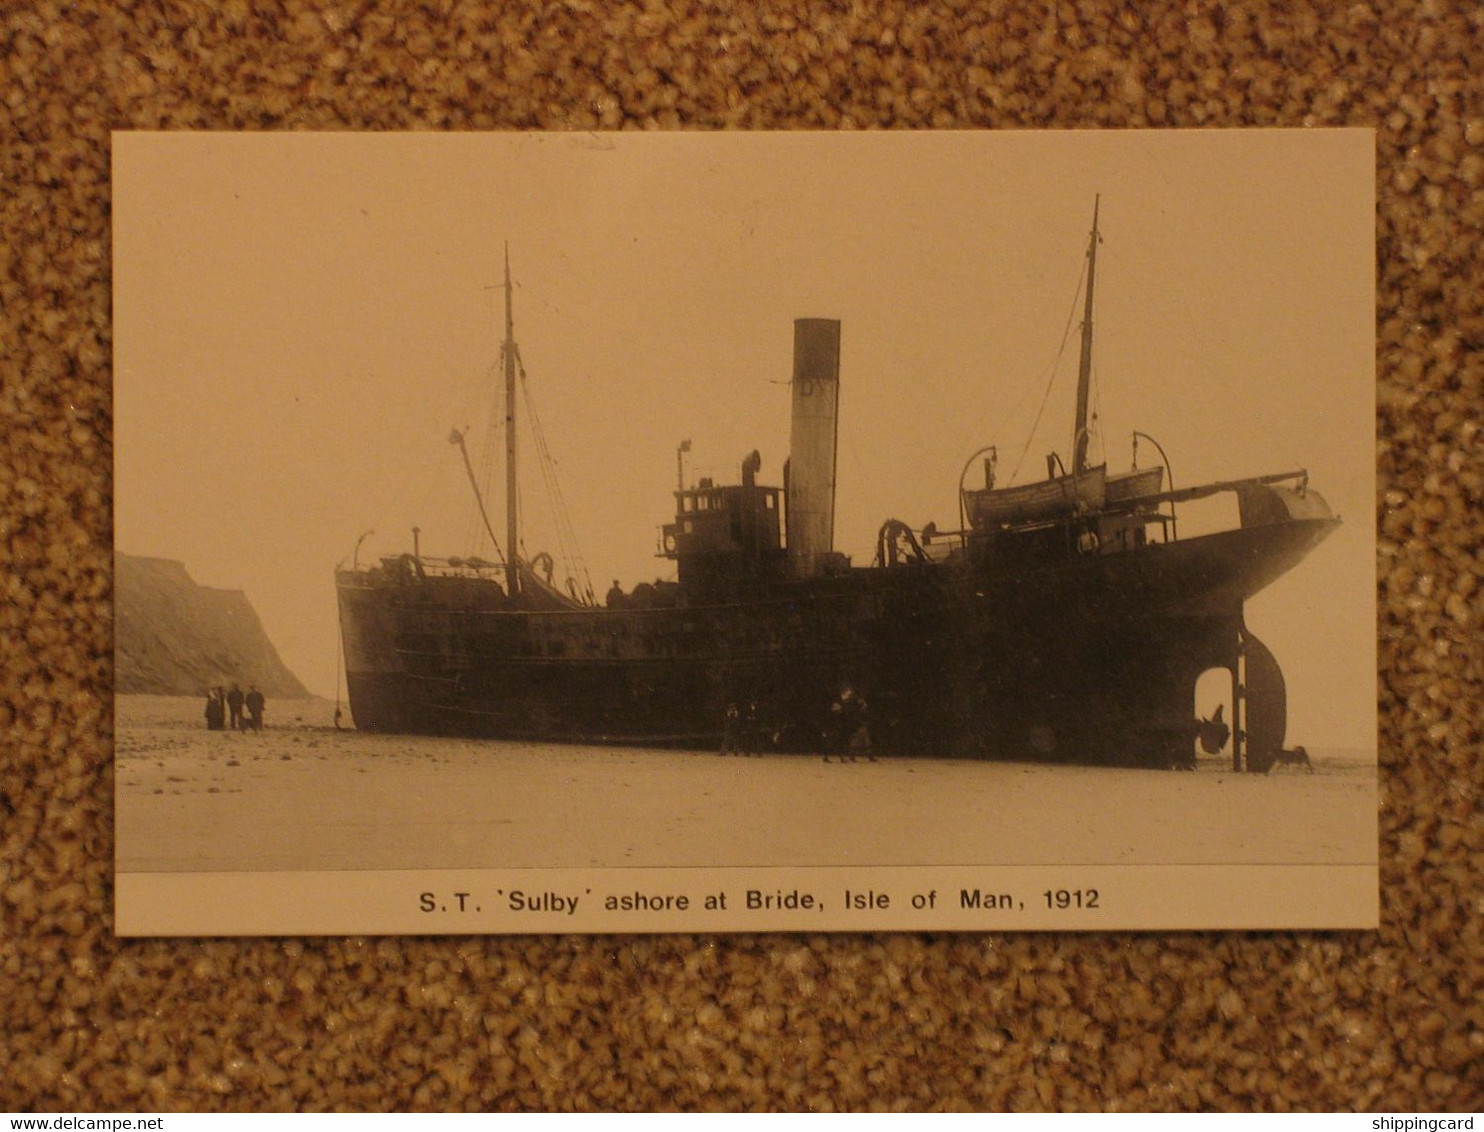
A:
115,695,1376,875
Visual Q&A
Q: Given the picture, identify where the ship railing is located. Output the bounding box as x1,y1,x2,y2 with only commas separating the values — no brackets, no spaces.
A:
1131,468,1309,509
378,554,506,579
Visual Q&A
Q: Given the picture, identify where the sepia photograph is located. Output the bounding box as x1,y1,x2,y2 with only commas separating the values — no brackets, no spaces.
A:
112,129,1376,934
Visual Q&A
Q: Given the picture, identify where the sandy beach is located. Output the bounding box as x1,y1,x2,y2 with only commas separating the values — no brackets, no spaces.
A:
115,694,1376,875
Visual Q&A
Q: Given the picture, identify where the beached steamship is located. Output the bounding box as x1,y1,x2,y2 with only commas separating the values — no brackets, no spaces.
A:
335,206,1339,770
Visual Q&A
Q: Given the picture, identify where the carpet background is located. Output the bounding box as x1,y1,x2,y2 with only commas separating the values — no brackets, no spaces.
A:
1,0,1479,1112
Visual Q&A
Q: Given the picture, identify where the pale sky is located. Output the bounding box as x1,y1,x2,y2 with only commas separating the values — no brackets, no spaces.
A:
113,130,1375,748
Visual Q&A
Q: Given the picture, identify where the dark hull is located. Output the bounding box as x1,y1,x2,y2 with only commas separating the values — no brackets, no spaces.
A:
337,516,1337,768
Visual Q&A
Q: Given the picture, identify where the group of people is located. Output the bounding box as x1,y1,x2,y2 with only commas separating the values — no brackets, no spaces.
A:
824,687,875,762
717,687,876,760
205,683,265,732
719,700,766,756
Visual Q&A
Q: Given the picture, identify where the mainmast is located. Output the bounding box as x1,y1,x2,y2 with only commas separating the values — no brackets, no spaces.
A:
503,245,519,598
1073,196,1100,475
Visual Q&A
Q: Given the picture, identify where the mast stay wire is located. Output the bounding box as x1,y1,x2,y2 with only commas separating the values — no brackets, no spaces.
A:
457,269,594,603
1008,249,1089,486
516,350,597,605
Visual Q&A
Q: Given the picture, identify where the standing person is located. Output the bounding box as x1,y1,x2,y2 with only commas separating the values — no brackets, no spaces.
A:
846,696,875,761
204,689,224,731
719,702,741,755
226,684,245,730
245,686,265,732
743,700,762,756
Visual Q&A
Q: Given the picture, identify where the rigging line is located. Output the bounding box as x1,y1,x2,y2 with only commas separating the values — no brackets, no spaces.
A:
1003,256,1082,430
510,345,594,602
517,358,596,600
517,370,562,550
1009,252,1089,485
531,434,589,591
980,245,1090,469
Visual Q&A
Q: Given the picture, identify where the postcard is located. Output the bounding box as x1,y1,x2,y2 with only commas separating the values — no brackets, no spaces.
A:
112,129,1376,935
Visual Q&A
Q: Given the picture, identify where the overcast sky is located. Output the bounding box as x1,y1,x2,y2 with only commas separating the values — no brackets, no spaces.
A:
114,129,1374,748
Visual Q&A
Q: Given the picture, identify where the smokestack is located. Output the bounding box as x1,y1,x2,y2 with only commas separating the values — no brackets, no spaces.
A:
787,318,841,577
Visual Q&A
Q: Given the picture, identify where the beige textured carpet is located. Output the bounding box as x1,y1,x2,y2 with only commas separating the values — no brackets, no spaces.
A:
2,1,1479,1112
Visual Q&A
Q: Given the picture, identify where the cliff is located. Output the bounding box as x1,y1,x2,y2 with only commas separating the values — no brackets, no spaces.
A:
115,553,311,698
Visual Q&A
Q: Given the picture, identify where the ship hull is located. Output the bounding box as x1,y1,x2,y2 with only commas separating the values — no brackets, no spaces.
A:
336,515,1337,768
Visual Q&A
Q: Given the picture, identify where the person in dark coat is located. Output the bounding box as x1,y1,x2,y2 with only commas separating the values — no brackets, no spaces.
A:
204,689,225,731
743,700,761,756
226,684,245,730
720,702,741,755
245,686,265,732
